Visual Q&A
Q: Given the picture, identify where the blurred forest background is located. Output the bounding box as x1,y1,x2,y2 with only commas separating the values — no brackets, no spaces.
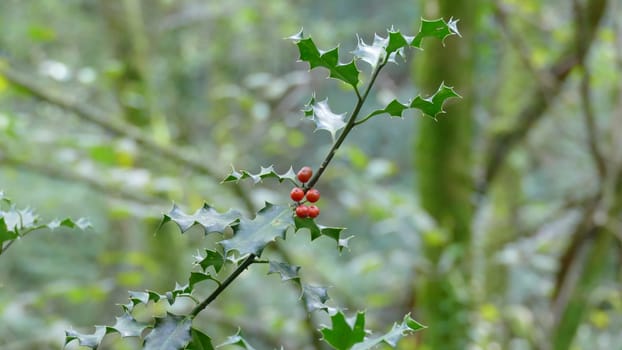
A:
1,0,621,349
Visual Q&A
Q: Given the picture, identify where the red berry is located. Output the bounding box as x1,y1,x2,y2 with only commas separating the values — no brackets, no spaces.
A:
295,205,309,218
305,188,320,203
297,166,313,183
308,205,320,218
290,187,305,202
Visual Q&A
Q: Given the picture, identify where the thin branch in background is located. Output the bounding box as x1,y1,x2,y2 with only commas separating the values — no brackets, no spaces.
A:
574,0,607,183
492,1,555,97
0,65,256,214
480,0,608,195
0,150,160,205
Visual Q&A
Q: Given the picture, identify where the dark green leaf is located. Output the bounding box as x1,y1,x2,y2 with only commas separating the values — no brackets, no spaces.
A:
365,82,460,121
294,217,347,250
217,329,257,350
196,249,225,273
65,326,107,349
220,203,294,257
351,314,426,350
288,33,359,87
222,165,297,184
107,312,149,337
0,216,18,245
189,271,220,289
161,203,241,235
187,328,215,350
410,82,461,119
268,261,300,281
321,311,366,350
143,313,193,350
412,17,460,49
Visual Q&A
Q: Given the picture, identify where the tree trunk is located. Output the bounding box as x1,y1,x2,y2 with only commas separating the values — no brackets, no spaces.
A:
413,1,479,349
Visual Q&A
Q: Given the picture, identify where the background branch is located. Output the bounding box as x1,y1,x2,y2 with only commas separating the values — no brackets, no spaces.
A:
480,0,607,193
0,65,256,213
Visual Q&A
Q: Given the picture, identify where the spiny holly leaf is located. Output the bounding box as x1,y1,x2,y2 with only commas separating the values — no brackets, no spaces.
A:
352,34,388,69
217,329,257,350
294,217,348,250
410,82,461,119
162,203,241,235
47,217,91,230
302,284,333,313
222,165,297,184
321,311,366,350
65,326,107,349
366,82,461,121
143,313,193,350
268,260,301,281
351,314,426,350
189,271,220,289
0,198,90,254
107,312,149,338
352,29,411,69
288,30,359,87
187,328,215,350
195,249,225,273
412,17,460,49
220,203,294,257
304,98,347,142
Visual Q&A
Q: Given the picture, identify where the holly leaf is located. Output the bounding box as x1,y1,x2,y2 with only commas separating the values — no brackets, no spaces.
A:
65,326,107,349
47,217,91,230
412,17,460,49
365,82,461,121
410,82,461,119
195,249,225,273
302,284,333,313
268,261,301,281
305,98,347,142
187,328,215,350
288,30,359,87
0,196,90,254
143,313,193,350
352,29,411,69
220,203,294,257
107,312,149,337
351,314,426,350
294,217,348,250
161,203,241,235
189,271,220,289
321,311,366,350
217,329,257,350
222,165,297,185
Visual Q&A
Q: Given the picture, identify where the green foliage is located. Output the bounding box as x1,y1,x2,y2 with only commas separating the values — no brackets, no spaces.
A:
143,314,193,350
288,30,360,87
64,18,460,349
0,190,90,255
222,165,297,185
321,311,426,350
366,82,461,121
321,311,366,350
220,203,293,257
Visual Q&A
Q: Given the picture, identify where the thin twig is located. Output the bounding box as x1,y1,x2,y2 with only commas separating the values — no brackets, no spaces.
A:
305,61,386,191
493,2,555,96
190,254,257,317
0,150,159,205
480,0,608,194
0,66,256,213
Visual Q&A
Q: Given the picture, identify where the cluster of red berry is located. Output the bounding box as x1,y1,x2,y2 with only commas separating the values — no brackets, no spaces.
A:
290,166,320,218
